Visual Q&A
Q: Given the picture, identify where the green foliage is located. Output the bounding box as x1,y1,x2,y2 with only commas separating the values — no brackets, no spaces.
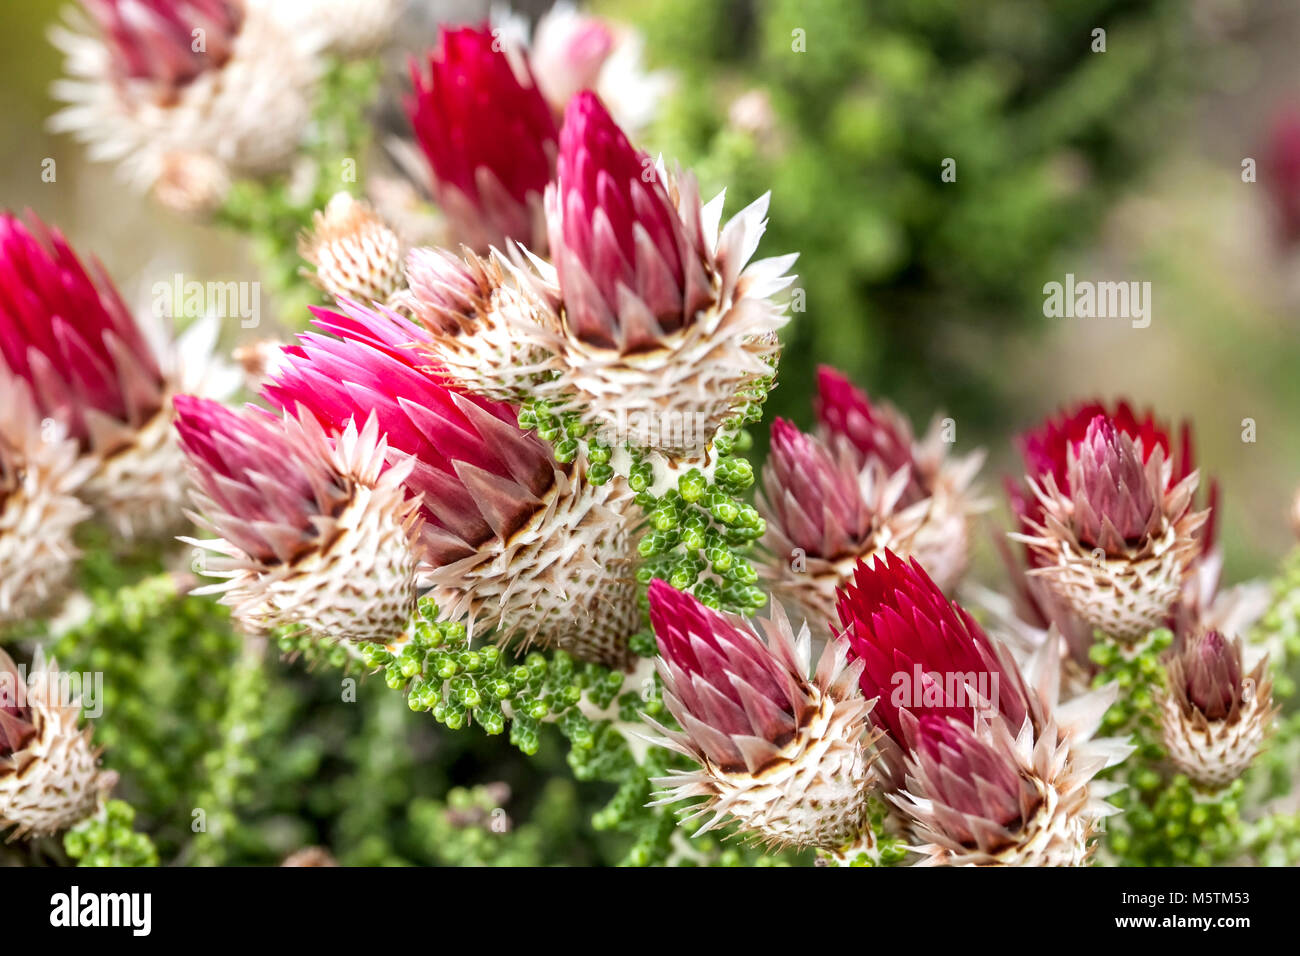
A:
622,0,1192,432
64,801,159,867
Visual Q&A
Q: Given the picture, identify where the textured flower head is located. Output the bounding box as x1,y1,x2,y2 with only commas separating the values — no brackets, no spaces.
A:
647,580,874,850
84,0,242,93
263,302,558,567
407,25,558,252
0,210,162,447
262,299,639,665
299,192,403,306
51,0,318,204
548,91,711,350
176,394,421,642
0,649,116,838
1011,401,1208,643
836,552,1131,865
834,550,1029,748
1161,630,1276,788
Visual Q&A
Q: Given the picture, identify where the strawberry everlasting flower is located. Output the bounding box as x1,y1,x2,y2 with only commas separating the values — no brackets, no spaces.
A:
0,210,232,537
474,90,793,463
758,417,929,634
833,551,1129,865
812,367,984,592
88,0,242,90
646,580,875,851
0,649,116,839
1011,402,1208,644
177,395,421,643
51,0,318,209
834,551,1029,749
407,25,558,253
263,300,640,666
1161,631,1276,788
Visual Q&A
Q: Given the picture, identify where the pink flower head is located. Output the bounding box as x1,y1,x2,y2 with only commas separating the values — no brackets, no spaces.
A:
262,301,558,566
407,25,558,250
648,579,802,771
834,550,1028,748
531,12,615,110
174,394,347,565
1011,399,1213,552
546,91,712,350
83,0,243,90
910,715,1033,843
0,210,163,448
814,366,922,502
761,417,874,559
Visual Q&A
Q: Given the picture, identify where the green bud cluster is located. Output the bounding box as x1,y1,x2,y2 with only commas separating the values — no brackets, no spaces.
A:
64,800,159,867
1106,777,1245,866
1090,628,1171,748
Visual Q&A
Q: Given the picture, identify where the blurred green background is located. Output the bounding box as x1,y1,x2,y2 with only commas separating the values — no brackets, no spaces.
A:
4,0,1300,864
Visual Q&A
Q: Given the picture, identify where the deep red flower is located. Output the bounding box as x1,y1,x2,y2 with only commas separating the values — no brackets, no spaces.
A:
0,210,163,448
834,550,1028,747
406,25,557,250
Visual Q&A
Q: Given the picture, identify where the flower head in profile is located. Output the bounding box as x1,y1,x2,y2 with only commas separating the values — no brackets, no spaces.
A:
646,580,875,851
834,551,1130,865
262,301,641,667
0,210,234,538
1160,631,1276,789
406,24,557,252
177,395,421,643
0,648,116,839
410,92,794,466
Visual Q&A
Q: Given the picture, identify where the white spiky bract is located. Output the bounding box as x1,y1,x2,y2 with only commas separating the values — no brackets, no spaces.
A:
49,0,319,202
0,374,94,625
0,651,116,839
422,458,642,670
647,594,876,851
184,413,421,644
300,193,405,306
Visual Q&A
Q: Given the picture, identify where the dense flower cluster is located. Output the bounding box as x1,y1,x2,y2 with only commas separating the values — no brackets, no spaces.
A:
2,1,1289,869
